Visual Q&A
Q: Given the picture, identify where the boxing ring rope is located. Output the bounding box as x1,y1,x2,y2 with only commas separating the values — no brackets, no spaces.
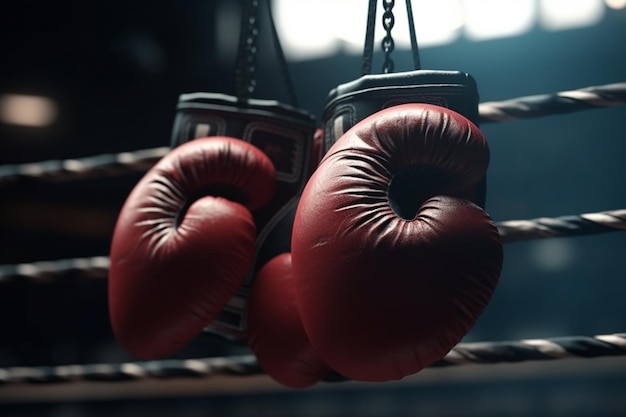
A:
0,82,624,186
0,146,170,185
0,81,624,390
1,208,624,282
496,209,626,242
478,82,626,123
0,256,110,282
0,334,624,385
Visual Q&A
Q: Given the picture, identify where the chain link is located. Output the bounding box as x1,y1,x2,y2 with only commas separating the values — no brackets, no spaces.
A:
381,0,395,73
235,0,260,99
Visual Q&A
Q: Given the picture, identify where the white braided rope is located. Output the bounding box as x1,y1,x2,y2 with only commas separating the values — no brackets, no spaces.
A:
478,82,626,122
496,209,626,241
1,207,623,282
0,334,624,385
0,83,624,184
0,147,169,184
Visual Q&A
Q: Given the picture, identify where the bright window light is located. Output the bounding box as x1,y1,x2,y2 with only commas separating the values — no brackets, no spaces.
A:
540,0,605,30
334,0,464,54
271,0,611,61
329,0,371,55
273,0,341,61
463,0,536,41
407,0,465,48
0,94,58,127
605,0,626,9
273,0,462,61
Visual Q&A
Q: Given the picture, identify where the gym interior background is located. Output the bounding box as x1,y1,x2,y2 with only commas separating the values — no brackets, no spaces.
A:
0,0,625,415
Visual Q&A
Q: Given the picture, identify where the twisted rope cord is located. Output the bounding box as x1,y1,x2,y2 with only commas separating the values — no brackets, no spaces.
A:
0,256,109,282
0,147,169,185
0,83,623,185
478,82,626,123
497,209,626,242
0,355,263,385
1,209,623,282
434,333,626,366
0,334,623,385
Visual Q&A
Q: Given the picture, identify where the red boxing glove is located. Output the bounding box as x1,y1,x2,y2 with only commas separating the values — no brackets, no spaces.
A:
292,103,503,382
247,253,330,388
109,137,276,359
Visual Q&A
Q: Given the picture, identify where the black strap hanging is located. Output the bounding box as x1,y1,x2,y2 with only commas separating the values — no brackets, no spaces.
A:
361,0,378,75
233,0,299,107
266,0,299,107
405,0,421,70
361,0,422,75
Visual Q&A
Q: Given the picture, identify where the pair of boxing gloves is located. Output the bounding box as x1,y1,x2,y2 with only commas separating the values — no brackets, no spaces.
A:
109,102,503,388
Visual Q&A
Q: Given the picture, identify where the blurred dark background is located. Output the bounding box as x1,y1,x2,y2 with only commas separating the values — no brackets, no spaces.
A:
0,0,625,415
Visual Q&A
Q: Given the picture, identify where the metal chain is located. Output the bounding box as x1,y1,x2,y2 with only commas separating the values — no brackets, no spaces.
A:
234,0,260,100
381,0,396,73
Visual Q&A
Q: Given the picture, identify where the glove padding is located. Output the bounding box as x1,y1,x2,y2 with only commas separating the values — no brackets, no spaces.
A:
109,137,276,359
291,103,503,382
247,253,330,388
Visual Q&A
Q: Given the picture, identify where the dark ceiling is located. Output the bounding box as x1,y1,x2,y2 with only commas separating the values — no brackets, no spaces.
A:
0,1,626,415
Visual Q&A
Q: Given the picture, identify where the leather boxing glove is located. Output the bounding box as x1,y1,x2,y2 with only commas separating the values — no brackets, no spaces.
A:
247,253,330,388
109,137,276,359
292,103,503,382
165,93,318,343
244,128,327,388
